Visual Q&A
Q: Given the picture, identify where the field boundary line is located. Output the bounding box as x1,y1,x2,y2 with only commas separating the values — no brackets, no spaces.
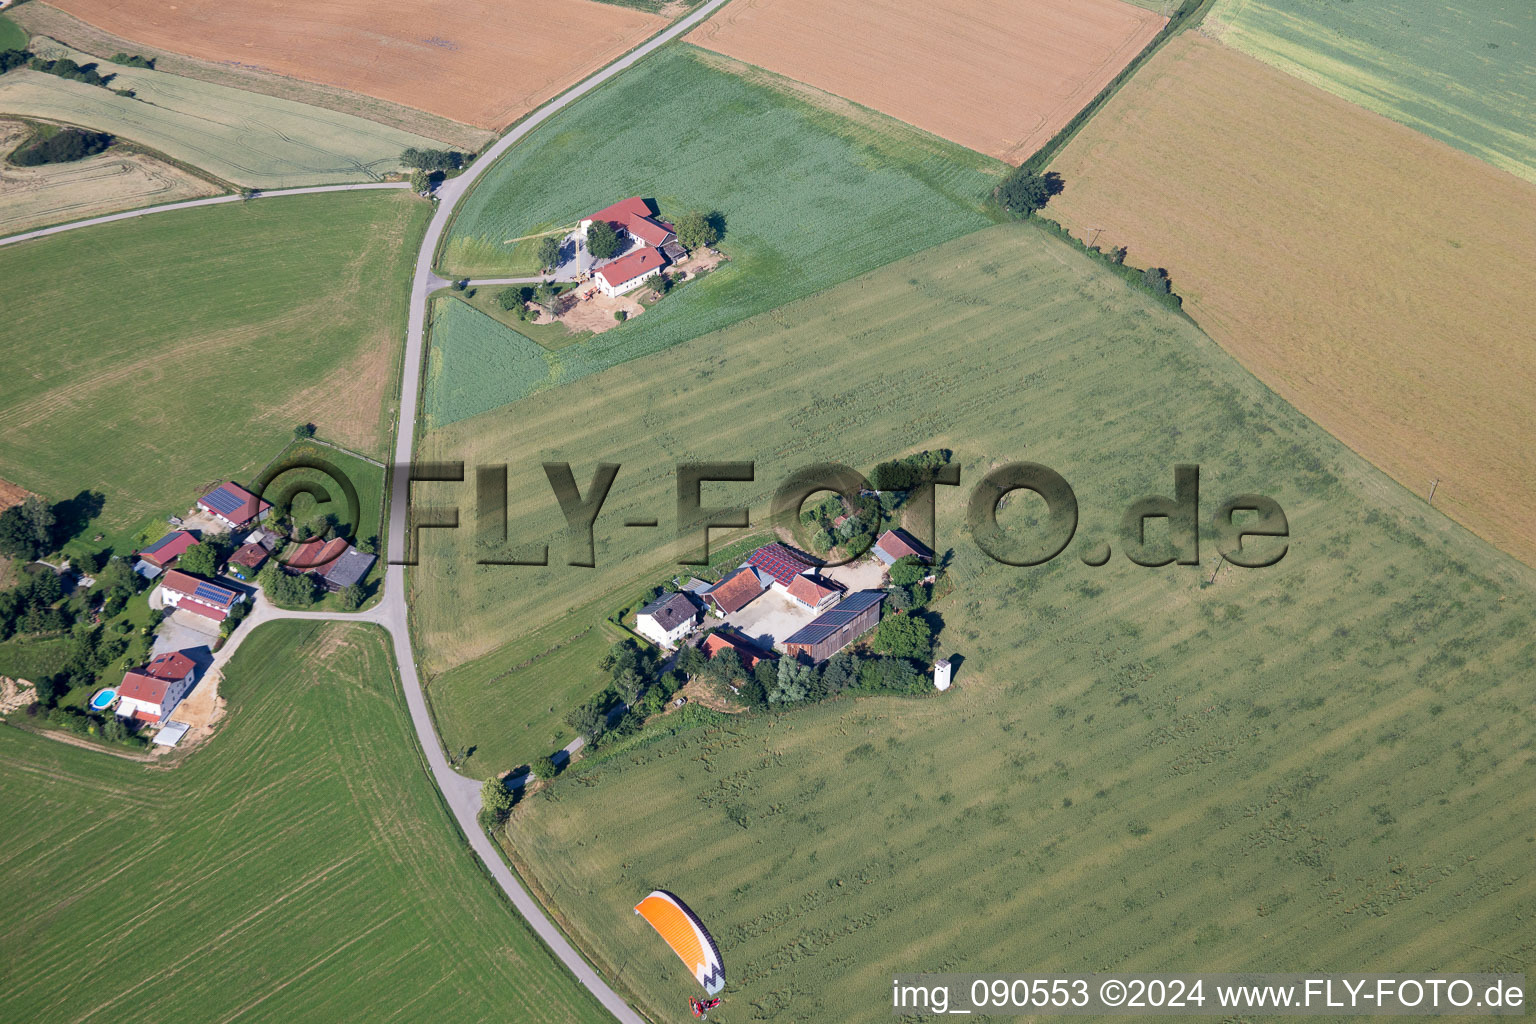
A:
0,182,410,249
1026,0,1220,172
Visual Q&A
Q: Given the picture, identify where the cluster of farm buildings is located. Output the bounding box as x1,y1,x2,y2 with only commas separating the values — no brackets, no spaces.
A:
98,479,375,745
579,197,687,298
634,528,951,687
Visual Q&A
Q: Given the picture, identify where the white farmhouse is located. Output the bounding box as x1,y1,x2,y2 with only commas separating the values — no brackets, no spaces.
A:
116,651,198,723
635,591,701,648
594,247,665,298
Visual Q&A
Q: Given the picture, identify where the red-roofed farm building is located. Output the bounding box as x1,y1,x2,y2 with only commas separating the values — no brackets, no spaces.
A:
154,570,243,624
197,482,271,529
594,247,665,298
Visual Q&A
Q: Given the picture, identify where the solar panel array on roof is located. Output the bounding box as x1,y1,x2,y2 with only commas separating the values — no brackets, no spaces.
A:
783,590,885,646
746,544,812,588
141,533,176,556
201,485,244,516
836,590,885,614
193,581,234,604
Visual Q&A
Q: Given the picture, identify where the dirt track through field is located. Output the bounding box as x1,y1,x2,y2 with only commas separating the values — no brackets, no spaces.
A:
45,0,665,130
687,0,1165,162
1046,33,1536,566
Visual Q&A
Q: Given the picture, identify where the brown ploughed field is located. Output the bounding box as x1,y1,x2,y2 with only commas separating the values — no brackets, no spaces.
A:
1047,33,1536,566
44,0,666,130
686,0,1165,162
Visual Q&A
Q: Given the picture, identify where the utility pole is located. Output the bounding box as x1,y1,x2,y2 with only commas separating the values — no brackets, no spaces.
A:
1087,227,1104,249
1207,553,1227,586
1428,478,1440,505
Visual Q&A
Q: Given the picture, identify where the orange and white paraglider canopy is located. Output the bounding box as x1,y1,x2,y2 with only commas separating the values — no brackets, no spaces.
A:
634,890,725,995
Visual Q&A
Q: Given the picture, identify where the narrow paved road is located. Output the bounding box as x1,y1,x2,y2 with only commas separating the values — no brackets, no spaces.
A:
381,6,733,1015
0,182,410,249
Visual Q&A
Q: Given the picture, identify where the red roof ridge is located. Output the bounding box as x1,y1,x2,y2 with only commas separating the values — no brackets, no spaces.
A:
597,247,665,287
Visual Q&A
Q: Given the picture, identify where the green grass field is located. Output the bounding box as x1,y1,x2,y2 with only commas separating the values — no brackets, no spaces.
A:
0,13,29,49
428,593,633,771
421,224,1536,1021
0,39,442,187
0,620,612,1024
0,191,427,552
429,45,1001,426
1208,0,1536,182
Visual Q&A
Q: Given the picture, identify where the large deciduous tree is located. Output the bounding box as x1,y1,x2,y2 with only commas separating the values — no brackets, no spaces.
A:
674,210,720,252
586,220,620,261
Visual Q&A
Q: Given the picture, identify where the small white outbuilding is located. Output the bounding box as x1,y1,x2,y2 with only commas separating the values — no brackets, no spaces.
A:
933,658,952,691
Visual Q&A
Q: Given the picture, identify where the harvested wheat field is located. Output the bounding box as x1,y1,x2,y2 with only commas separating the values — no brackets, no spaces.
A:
45,0,665,130
686,0,1165,162
0,119,219,235
1047,32,1536,565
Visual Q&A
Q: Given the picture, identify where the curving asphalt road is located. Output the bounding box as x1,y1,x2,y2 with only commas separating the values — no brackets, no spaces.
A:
377,3,734,1011
0,182,411,249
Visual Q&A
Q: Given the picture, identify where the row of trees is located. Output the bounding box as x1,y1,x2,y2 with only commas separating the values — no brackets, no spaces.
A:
563,640,681,749
673,609,938,712
0,51,119,90
400,147,467,173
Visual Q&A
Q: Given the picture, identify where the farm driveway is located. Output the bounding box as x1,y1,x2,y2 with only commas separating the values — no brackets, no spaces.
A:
151,611,220,657
724,589,818,649
823,556,886,593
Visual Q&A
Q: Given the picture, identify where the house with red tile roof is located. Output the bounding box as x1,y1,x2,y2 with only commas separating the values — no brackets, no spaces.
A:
594,247,665,298
873,527,933,566
704,566,767,616
197,482,271,529
786,573,843,612
580,197,676,250
286,536,350,572
116,651,197,723
226,543,269,581
137,530,198,571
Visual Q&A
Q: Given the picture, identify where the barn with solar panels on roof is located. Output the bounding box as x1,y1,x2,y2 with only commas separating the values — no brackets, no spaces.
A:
781,589,885,664
196,481,271,529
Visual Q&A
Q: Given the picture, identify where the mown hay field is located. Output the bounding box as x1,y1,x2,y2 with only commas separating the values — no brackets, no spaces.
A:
420,226,1536,1023
0,41,442,187
686,0,1166,163
0,118,219,234
0,192,426,545
45,0,665,131
430,595,632,771
431,46,1000,426
1046,33,1536,568
0,621,613,1024
414,223,1535,709
1208,0,1536,182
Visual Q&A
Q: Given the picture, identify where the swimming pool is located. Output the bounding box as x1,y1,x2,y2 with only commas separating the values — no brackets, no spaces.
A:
89,688,118,712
